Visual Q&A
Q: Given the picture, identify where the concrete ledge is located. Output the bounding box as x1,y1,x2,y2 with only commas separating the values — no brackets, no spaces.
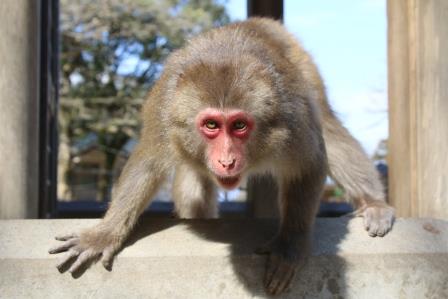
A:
1,218,447,298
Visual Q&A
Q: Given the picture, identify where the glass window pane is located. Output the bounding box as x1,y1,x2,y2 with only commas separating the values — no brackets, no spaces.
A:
57,1,247,209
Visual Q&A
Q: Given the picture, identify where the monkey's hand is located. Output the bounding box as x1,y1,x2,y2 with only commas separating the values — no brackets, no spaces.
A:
256,236,309,295
48,226,121,273
264,251,298,295
357,200,395,237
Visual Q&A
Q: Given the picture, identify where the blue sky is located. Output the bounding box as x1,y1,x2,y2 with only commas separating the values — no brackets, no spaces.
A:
225,0,388,155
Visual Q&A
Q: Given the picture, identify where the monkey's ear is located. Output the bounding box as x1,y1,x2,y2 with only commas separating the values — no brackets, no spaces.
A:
176,72,186,87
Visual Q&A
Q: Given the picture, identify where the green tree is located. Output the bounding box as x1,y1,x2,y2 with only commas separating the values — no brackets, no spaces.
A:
58,0,230,200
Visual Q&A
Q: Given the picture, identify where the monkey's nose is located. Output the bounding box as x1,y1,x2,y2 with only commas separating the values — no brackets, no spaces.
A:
218,159,236,170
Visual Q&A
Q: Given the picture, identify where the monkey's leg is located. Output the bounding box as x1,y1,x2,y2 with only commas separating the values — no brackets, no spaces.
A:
172,164,218,219
263,168,325,295
322,115,395,236
49,146,166,272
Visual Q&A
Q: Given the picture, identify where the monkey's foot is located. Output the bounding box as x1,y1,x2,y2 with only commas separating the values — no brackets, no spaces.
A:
48,227,120,274
356,200,395,237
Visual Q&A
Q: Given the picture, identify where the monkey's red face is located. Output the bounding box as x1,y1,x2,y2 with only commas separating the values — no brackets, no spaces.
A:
196,108,254,189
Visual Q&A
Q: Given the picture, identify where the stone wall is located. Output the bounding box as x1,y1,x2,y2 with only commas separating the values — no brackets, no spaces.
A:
1,218,447,298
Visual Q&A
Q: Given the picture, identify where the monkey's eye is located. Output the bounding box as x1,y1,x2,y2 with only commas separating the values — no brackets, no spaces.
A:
204,120,218,130
233,120,247,131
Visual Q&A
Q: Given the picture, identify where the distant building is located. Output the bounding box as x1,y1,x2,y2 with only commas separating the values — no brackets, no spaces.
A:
61,133,108,202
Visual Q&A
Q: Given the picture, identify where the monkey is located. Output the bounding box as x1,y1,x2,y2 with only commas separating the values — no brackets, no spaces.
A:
49,18,395,295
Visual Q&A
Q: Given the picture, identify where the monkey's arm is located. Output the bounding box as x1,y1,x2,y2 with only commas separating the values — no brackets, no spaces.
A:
322,114,395,236
49,145,167,273
262,149,327,295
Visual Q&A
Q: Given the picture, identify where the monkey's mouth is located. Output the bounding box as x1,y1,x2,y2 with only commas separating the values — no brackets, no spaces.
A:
216,175,241,189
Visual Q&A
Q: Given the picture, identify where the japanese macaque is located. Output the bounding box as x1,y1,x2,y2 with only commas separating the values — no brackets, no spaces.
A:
49,18,394,295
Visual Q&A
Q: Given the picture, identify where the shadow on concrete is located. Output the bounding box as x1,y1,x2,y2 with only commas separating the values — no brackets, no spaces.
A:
184,216,351,298
60,214,350,297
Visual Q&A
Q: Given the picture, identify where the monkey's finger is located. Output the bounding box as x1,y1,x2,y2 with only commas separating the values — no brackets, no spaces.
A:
374,218,392,237
363,212,374,232
266,269,283,295
49,238,78,254
55,233,78,241
379,218,393,236
68,249,96,273
271,265,295,295
375,220,389,237
375,227,386,237
267,276,281,295
264,254,278,287
368,221,380,237
56,250,80,270
101,247,115,271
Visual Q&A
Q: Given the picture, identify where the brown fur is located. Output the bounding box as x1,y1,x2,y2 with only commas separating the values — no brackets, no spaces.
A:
49,18,394,294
